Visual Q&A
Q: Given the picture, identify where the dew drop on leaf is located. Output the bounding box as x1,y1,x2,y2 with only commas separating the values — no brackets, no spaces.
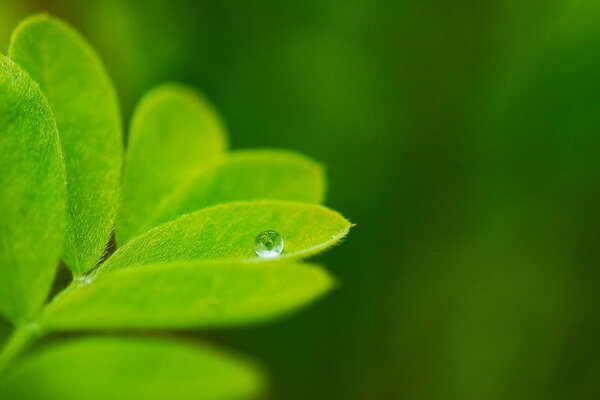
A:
254,230,284,258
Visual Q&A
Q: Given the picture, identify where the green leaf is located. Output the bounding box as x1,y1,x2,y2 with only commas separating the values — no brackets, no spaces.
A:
41,261,332,330
151,149,326,230
0,337,264,400
100,201,351,274
0,55,65,323
9,15,122,274
118,83,228,245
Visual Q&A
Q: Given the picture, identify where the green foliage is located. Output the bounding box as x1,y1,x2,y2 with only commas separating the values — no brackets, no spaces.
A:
0,55,65,324
0,337,264,400
42,261,333,330
9,15,122,274
102,201,350,274
118,83,227,244
0,13,351,400
151,149,326,231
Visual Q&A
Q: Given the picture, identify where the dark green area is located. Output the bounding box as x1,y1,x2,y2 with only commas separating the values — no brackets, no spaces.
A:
2,0,599,398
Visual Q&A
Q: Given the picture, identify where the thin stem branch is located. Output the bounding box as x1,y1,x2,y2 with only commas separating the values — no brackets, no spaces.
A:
0,323,39,374
0,277,90,375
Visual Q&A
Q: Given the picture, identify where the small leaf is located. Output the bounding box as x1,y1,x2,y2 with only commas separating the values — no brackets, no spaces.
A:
9,15,123,274
152,149,326,229
0,337,264,400
0,55,65,323
42,261,332,330
118,83,228,245
100,201,351,274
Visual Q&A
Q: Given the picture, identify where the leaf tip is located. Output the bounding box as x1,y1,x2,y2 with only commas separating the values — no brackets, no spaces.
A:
10,13,62,43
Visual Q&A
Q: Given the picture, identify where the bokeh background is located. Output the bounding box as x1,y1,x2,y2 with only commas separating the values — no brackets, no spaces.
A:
1,0,599,398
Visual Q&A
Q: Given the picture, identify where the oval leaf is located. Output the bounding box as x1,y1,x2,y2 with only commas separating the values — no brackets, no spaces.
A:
0,55,65,323
118,83,228,244
42,261,332,330
0,337,264,400
9,15,123,274
152,149,326,229
100,201,351,274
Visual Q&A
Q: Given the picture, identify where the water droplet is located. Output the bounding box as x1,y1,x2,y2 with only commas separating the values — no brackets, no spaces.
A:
254,230,284,258
77,275,94,287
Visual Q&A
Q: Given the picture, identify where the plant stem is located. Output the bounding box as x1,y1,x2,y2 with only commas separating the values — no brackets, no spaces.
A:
0,323,39,374
0,279,81,375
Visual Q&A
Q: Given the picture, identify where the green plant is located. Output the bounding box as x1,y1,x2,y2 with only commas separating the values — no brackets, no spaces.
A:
0,14,351,400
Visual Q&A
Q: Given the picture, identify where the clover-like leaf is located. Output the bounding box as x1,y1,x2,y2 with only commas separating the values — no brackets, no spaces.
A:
118,83,228,245
100,201,351,274
9,15,122,275
150,149,326,230
0,14,353,399
0,55,66,323
0,337,264,400
41,261,332,330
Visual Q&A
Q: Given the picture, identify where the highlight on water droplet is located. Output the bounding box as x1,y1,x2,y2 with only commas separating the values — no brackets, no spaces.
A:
77,274,94,286
254,230,284,258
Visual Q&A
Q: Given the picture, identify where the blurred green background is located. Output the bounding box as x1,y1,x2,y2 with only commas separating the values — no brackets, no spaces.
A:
1,0,599,398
